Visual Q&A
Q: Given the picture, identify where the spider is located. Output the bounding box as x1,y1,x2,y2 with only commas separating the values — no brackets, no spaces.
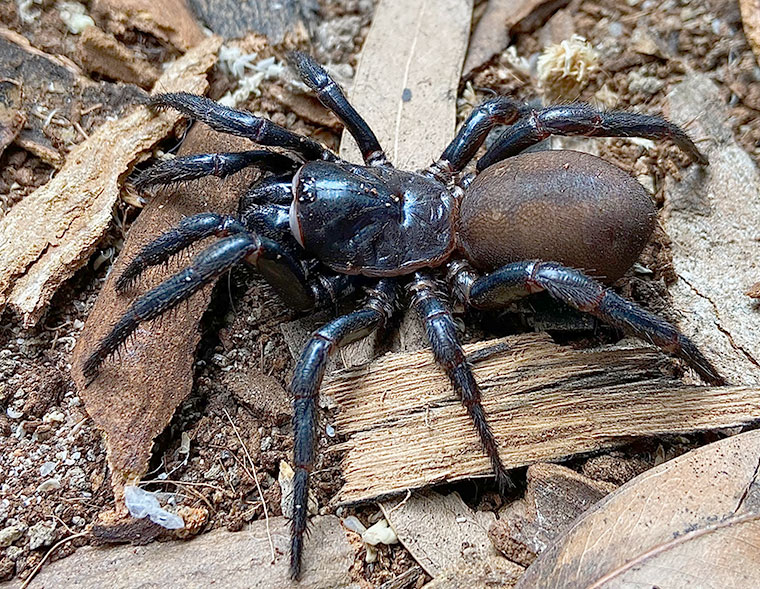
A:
82,52,724,579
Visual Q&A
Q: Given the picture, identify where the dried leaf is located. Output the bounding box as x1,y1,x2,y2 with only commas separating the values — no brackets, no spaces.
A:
21,516,356,589
663,74,760,383
70,124,254,507
326,334,760,504
0,36,221,327
381,490,523,582
339,0,473,169
515,430,760,588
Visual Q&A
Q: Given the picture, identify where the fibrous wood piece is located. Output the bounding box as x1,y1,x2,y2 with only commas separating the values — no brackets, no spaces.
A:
515,429,760,588
0,35,221,327
663,74,760,384
16,516,357,589
325,334,760,504
740,0,760,66
78,26,160,88
187,0,310,43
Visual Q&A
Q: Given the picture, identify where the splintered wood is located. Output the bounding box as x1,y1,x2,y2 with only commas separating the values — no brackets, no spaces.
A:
325,334,760,504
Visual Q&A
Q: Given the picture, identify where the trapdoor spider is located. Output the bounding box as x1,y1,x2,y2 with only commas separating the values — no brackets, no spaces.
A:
83,52,723,578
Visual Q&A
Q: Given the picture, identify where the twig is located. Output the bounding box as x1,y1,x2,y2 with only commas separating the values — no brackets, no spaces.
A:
20,532,89,589
223,408,275,564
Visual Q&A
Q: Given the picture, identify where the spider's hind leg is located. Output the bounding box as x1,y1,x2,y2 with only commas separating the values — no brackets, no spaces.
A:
289,279,397,579
459,260,724,385
409,271,514,493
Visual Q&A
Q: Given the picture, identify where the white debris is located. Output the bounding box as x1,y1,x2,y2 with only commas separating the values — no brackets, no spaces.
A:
56,1,95,34
124,485,184,530
278,460,318,519
217,46,285,108
341,515,367,535
40,461,58,477
537,35,599,99
361,518,398,546
17,0,41,24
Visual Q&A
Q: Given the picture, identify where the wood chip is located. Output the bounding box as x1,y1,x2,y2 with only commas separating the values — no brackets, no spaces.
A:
740,0,760,65
663,74,760,384
325,334,760,504
381,491,523,582
92,0,204,52
515,429,760,588
19,516,357,589
78,26,160,88
0,36,220,328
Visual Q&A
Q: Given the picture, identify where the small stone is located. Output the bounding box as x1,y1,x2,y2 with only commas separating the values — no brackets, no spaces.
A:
5,546,23,561
627,71,665,95
40,461,58,477
37,478,61,493
28,521,56,550
0,524,25,547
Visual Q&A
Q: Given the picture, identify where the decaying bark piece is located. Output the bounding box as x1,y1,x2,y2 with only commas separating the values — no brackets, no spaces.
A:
325,334,760,504
0,26,146,166
381,491,524,584
17,516,357,589
663,74,760,384
91,0,204,52
515,430,760,588
0,36,221,328
70,123,255,508
489,463,616,566
78,26,161,88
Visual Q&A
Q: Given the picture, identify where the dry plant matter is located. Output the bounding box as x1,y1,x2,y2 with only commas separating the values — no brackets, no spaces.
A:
327,334,760,504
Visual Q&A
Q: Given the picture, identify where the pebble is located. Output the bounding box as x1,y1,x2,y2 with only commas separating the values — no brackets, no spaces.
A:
28,521,56,550
0,525,25,547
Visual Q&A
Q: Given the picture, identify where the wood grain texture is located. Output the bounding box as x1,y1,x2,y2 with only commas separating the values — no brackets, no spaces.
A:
340,0,473,169
324,334,760,504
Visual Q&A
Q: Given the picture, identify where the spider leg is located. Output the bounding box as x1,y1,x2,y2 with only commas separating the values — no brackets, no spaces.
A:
289,279,396,579
453,260,724,385
409,271,513,493
152,92,336,162
289,51,390,167
476,102,708,171
427,97,522,179
133,150,299,190
83,233,262,382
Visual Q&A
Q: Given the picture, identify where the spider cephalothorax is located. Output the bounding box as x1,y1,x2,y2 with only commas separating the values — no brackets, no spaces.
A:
83,51,723,578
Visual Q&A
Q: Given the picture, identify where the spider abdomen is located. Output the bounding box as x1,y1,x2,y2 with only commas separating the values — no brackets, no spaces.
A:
290,161,456,276
458,150,656,283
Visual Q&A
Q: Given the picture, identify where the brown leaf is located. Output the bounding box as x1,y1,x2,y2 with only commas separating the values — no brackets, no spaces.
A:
381,490,523,582
663,74,760,383
325,334,760,504
515,429,760,588
70,123,256,507
0,36,221,328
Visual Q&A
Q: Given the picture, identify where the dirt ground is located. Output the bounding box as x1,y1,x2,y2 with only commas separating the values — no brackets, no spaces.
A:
1,0,759,586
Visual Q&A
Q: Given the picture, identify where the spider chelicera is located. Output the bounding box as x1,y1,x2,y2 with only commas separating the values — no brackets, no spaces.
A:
82,51,723,578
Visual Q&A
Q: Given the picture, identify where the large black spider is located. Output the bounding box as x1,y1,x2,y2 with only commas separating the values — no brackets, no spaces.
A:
82,52,723,578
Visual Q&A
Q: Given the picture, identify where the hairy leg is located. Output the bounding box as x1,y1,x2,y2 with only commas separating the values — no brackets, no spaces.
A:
452,260,724,385
477,102,707,171
289,279,396,579
409,271,513,492
289,51,390,167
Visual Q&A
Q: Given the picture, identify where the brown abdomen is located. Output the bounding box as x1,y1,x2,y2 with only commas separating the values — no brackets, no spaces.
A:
458,150,656,283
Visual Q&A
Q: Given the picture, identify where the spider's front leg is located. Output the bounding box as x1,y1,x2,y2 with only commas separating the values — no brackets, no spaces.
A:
408,272,513,492
451,260,724,385
477,102,708,171
289,279,396,579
